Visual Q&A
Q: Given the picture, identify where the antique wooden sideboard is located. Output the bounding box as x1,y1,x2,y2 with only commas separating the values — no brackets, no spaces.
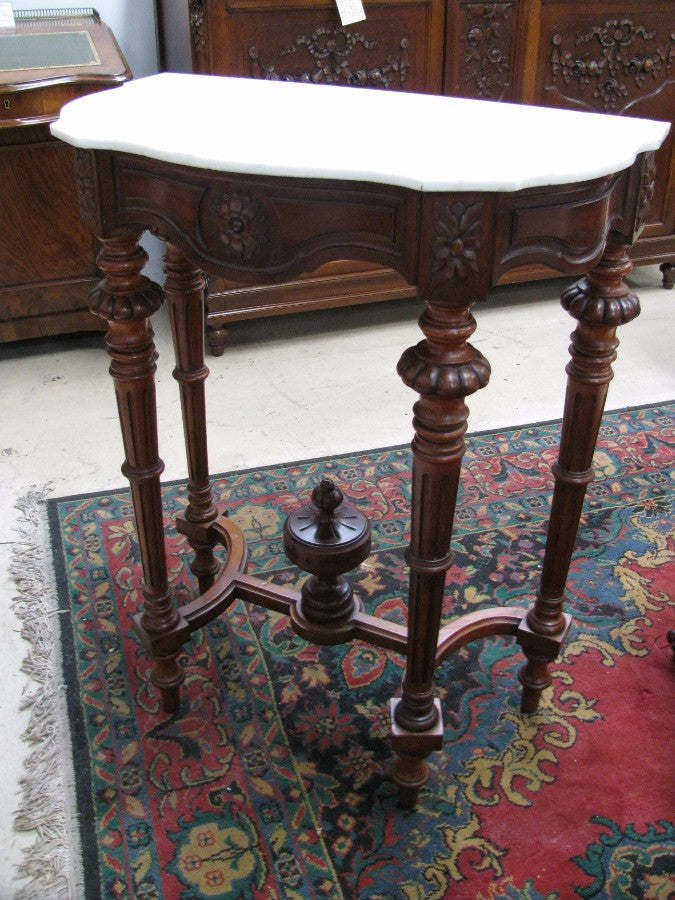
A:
0,8,130,343
52,72,668,804
157,0,674,352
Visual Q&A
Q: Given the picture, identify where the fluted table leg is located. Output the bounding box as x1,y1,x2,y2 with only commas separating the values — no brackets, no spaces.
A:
91,229,183,713
394,298,491,805
519,237,641,711
164,243,220,594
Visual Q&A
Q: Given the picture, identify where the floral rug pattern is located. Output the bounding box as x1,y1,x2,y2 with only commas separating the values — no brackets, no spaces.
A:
48,403,675,898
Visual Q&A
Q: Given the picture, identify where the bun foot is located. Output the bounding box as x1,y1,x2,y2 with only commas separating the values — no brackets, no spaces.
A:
207,323,228,355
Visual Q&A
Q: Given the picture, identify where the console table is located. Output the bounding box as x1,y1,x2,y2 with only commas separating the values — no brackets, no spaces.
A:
52,73,669,806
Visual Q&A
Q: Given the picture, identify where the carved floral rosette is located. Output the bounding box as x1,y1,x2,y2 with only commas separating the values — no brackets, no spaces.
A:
431,200,483,288
198,186,279,266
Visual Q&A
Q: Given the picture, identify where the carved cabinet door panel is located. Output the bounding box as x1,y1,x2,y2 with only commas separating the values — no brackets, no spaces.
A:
443,0,525,101
191,0,445,93
532,1,674,246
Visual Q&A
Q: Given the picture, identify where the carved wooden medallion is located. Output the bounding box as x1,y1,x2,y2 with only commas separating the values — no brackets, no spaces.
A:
197,187,279,266
215,191,276,262
431,200,483,287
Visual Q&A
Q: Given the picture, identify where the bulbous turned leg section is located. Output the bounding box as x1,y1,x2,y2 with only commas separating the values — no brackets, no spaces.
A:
519,238,640,713
284,478,371,644
660,262,673,290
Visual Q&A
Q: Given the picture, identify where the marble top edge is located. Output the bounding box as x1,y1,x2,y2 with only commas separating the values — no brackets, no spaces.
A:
50,72,671,193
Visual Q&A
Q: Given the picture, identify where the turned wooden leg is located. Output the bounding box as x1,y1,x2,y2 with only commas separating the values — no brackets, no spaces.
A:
394,298,491,806
90,229,183,713
660,262,674,290
519,237,641,712
164,243,220,594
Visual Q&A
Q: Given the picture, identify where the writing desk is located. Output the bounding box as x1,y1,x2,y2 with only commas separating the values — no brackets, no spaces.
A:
52,73,669,806
0,9,130,342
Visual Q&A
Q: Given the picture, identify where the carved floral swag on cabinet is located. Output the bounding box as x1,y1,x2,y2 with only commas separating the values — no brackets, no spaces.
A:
172,1,673,353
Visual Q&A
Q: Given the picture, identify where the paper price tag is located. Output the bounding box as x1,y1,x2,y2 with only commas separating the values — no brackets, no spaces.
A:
0,2,16,28
335,0,366,27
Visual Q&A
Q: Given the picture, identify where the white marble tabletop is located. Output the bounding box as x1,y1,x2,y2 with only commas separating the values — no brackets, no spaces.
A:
51,72,670,193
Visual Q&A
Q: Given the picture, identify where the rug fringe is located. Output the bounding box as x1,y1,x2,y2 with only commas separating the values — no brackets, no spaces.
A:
10,486,84,900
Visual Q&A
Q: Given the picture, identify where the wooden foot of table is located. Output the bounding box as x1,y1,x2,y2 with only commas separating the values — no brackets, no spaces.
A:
390,698,444,808
517,613,572,712
152,654,185,714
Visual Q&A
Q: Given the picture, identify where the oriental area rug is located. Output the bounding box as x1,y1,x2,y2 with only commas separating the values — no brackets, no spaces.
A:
35,403,675,897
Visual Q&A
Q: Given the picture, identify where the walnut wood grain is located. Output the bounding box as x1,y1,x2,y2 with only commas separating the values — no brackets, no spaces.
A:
80,138,653,804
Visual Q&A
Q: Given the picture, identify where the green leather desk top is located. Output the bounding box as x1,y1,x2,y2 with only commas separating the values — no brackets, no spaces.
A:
0,30,99,72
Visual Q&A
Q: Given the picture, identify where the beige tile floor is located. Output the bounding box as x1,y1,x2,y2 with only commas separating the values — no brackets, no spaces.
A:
0,262,672,894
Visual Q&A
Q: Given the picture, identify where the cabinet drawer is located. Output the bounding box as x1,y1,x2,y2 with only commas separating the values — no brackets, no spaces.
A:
0,82,107,126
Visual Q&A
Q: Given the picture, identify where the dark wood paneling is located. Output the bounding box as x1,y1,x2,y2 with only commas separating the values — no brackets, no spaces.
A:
171,0,674,352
